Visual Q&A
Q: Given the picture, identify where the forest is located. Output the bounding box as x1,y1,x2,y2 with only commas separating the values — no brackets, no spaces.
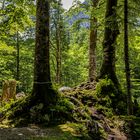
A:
0,0,140,139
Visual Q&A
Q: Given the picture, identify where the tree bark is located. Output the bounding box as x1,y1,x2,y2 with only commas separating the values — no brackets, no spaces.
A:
33,0,56,106
55,1,62,84
56,28,61,84
124,0,133,115
99,0,120,87
16,31,20,92
16,31,19,82
89,0,98,82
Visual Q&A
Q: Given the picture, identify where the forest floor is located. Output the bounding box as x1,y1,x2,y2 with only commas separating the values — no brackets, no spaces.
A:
0,81,134,140
0,120,128,140
0,124,81,140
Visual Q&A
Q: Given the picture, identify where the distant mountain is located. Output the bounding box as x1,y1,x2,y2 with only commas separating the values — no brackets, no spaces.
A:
67,1,90,28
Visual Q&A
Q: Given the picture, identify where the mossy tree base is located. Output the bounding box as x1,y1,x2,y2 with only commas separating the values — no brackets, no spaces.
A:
2,87,60,126
96,77,127,114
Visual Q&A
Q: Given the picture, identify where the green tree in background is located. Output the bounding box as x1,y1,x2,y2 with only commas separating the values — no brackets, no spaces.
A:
0,0,35,93
50,0,66,85
124,0,133,115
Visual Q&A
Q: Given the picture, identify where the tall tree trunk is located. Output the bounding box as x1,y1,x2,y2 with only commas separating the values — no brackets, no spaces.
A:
99,0,119,87
55,0,62,84
124,0,133,115
2,0,5,9
55,12,61,84
33,0,56,106
56,28,61,84
89,0,98,82
16,31,19,92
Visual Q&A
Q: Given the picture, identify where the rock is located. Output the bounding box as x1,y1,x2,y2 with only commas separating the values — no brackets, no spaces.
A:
58,86,72,93
16,92,26,100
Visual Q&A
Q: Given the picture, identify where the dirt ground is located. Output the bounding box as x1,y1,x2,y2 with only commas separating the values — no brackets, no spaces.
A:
0,124,81,140
0,126,50,140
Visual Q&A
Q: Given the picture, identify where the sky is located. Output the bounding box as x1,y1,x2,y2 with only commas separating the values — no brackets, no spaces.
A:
62,0,84,10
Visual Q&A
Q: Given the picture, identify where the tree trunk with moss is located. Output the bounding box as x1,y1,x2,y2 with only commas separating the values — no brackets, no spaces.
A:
98,0,127,114
89,0,98,82
99,0,119,88
32,0,57,106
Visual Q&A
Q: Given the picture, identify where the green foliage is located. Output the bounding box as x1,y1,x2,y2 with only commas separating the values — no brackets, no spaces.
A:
0,0,35,93
62,42,88,86
0,99,15,113
0,41,16,81
0,37,34,93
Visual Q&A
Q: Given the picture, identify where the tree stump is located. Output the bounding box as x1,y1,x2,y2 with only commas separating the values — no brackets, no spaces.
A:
1,80,9,102
1,80,16,102
9,79,16,100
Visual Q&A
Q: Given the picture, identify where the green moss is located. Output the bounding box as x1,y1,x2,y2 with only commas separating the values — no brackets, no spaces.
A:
96,78,117,97
95,104,113,117
122,116,140,139
66,90,98,107
0,92,74,126
95,78,126,114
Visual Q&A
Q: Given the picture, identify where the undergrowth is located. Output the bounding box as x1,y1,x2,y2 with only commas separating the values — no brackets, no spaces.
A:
0,78,139,139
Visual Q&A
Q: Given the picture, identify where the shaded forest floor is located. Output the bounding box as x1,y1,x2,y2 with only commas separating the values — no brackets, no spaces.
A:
0,121,127,140
0,124,81,140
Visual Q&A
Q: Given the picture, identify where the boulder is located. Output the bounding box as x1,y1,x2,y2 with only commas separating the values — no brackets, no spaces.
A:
16,92,26,100
58,86,72,93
